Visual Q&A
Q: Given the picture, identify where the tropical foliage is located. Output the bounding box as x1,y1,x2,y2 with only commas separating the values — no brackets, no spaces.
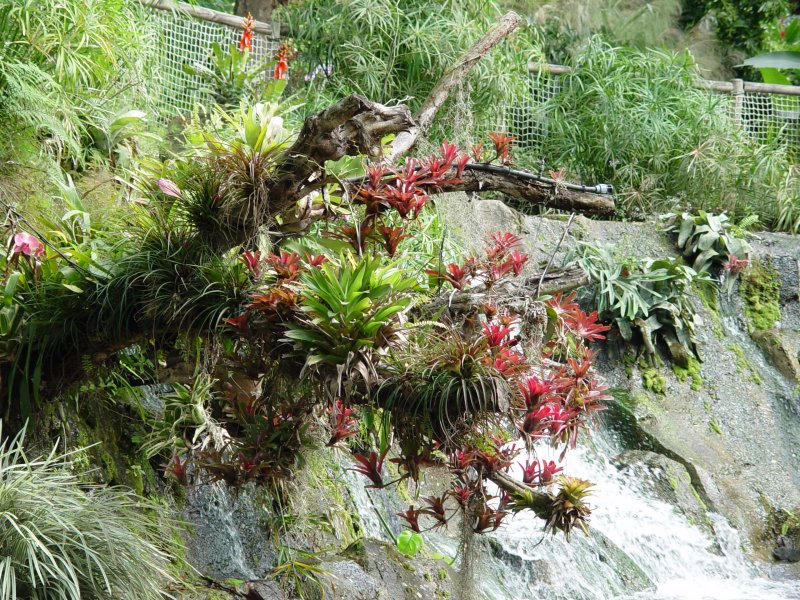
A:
538,38,800,231
278,0,539,141
566,241,710,362
0,427,178,599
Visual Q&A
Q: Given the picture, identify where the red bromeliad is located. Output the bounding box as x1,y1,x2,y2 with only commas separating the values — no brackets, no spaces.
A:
266,251,302,280
349,449,388,488
482,321,514,348
327,400,360,447
240,250,262,276
723,255,750,275
397,506,422,532
488,132,514,164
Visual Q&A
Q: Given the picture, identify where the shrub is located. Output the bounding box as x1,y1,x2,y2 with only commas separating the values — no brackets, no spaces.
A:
0,0,157,161
0,427,179,599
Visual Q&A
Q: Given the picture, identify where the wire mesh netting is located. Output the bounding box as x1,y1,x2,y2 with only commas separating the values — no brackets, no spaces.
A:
145,6,280,119
739,91,800,147
491,71,562,166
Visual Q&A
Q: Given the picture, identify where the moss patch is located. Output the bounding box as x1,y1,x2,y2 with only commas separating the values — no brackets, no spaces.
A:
672,356,703,391
641,369,667,395
728,343,763,385
740,259,781,331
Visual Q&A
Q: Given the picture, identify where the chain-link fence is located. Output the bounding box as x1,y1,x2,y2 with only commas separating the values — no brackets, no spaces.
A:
140,0,280,119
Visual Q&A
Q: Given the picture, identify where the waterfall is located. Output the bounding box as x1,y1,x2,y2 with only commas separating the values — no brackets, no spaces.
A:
344,433,800,599
481,437,800,600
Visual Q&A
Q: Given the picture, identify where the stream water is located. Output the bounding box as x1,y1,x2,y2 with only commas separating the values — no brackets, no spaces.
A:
348,433,800,600
478,437,800,600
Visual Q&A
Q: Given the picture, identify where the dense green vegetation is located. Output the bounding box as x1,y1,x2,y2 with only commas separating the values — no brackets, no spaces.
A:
0,0,798,596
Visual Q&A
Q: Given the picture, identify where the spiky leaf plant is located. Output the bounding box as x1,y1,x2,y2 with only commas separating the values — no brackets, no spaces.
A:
547,476,594,540
283,252,417,372
0,427,179,599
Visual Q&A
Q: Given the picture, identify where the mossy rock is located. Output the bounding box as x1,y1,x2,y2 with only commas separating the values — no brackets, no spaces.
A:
740,259,781,331
641,369,667,395
672,356,703,391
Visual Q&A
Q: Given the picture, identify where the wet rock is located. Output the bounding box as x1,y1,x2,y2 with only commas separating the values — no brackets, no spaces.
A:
316,540,456,600
613,450,712,537
775,536,800,563
182,481,276,580
751,329,800,383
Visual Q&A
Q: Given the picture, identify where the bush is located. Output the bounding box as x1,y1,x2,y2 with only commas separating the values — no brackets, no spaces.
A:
0,0,157,161
0,426,179,599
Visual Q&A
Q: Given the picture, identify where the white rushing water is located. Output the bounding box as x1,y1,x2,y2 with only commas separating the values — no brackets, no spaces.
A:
477,436,800,600
342,425,799,600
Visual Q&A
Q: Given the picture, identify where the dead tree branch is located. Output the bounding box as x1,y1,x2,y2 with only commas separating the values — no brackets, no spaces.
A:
386,11,523,161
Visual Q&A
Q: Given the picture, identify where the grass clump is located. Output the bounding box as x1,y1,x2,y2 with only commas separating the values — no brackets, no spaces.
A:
740,259,781,331
0,426,180,599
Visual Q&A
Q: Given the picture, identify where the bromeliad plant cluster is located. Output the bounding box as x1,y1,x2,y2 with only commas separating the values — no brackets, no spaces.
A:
141,128,612,540
1,89,611,545
663,210,754,295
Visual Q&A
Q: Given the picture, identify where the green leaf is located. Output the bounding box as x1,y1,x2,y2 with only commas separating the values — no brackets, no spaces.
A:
759,68,793,86
396,530,423,557
677,217,694,249
740,51,800,70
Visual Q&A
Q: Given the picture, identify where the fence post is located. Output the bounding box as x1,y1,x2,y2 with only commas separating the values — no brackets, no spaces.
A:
731,78,744,128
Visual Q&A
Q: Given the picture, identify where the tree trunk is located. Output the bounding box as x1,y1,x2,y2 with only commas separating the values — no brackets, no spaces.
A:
233,0,287,21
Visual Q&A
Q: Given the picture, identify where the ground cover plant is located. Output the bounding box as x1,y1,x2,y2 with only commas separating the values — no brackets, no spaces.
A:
0,427,179,600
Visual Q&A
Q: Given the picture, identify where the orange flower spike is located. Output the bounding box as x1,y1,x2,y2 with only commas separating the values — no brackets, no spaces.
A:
239,13,254,51
274,42,290,80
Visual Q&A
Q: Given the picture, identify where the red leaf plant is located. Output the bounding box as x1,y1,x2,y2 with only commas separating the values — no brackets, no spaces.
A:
488,132,514,165
397,506,422,532
266,251,302,281
165,454,190,486
473,504,507,533
327,400,360,447
420,494,449,528
349,449,389,488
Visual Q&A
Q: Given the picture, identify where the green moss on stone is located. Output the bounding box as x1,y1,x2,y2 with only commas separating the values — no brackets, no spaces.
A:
740,259,781,331
622,352,636,379
438,567,448,581
690,485,708,511
672,357,703,391
728,343,763,385
641,369,667,395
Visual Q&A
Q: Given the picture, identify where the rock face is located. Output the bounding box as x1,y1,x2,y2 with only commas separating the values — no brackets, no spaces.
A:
321,540,456,600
